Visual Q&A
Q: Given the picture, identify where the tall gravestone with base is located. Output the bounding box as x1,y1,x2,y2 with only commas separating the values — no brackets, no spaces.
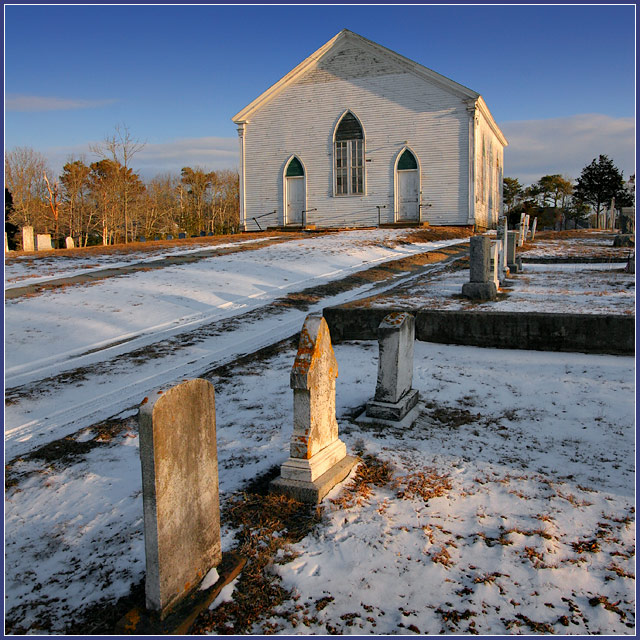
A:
271,315,356,504
506,231,522,273
462,235,498,300
138,379,222,618
357,312,420,427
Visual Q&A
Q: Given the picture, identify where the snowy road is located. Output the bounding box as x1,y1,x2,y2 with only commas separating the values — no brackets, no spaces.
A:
5,230,468,459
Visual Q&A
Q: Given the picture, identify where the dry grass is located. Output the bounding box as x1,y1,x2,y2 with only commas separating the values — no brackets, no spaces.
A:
330,454,394,510
393,468,452,502
191,469,324,635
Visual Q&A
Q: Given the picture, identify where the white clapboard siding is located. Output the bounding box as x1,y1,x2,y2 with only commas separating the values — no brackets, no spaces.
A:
474,106,505,230
244,72,469,229
236,32,506,230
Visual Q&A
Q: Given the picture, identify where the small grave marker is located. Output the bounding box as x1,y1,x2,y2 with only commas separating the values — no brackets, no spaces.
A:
36,234,53,251
358,312,420,425
65,236,75,249
506,231,522,273
462,235,498,300
22,226,34,251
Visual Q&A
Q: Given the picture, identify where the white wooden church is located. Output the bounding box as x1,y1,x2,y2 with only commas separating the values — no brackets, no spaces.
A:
232,29,507,231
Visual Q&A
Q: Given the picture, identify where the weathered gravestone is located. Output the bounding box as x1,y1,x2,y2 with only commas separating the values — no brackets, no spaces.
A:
138,379,222,618
65,236,75,249
530,217,537,241
36,234,53,251
270,315,356,503
178,233,187,239
489,241,502,288
462,235,498,300
358,312,420,425
620,207,635,235
524,214,530,239
22,226,35,252
4,232,9,254
506,230,522,273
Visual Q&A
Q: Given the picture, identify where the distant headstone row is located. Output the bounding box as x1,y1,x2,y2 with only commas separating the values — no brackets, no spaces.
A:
461,215,534,300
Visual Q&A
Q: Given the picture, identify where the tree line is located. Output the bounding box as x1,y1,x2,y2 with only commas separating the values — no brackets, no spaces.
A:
503,155,634,230
5,126,239,248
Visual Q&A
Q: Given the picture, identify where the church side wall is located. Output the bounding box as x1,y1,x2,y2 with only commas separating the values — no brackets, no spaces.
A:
474,109,505,230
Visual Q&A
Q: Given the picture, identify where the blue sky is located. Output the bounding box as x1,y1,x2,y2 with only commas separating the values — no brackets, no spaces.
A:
4,3,636,185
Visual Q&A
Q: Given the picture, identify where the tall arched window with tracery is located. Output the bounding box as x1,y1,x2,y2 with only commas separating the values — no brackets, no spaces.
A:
334,112,364,196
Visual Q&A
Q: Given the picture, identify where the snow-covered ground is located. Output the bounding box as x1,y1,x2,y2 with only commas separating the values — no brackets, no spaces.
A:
3,236,279,287
5,340,635,634
519,232,631,259
4,231,468,458
361,263,635,315
4,229,635,635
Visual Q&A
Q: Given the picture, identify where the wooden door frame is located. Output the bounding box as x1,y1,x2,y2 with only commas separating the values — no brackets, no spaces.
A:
393,146,421,223
283,155,307,226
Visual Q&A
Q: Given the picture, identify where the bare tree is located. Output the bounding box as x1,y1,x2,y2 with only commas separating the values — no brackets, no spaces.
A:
4,147,50,228
43,172,62,246
90,124,145,243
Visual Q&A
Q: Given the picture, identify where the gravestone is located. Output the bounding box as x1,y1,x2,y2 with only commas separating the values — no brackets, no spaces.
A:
22,226,35,251
36,234,53,251
199,231,206,237
620,207,635,234
65,236,75,249
166,234,173,240
462,235,498,300
489,241,502,288
496,216,507,240
270,315,356,503
530,217,537,241
140,236,146,242
360,312,420,424
207,232,214,236
4,232,9,253
506,231,522,273
138,379,221,618
154,235,161,241
524,214,530,239
178,233,186,239
499,235,509,279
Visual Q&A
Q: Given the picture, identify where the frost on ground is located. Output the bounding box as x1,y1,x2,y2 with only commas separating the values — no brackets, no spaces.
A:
5,340,635,635
518,230,632,259
356,262,635,315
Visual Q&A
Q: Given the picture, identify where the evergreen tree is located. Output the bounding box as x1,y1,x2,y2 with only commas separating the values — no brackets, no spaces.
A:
573,155,627,217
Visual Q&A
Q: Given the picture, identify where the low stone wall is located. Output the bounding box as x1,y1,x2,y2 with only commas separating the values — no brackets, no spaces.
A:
323,306,634,355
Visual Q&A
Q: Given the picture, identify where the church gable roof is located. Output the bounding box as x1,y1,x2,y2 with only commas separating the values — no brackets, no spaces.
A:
232,29,480,123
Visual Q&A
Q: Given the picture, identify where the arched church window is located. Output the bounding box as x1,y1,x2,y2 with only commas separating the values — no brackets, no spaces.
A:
334,112,364,195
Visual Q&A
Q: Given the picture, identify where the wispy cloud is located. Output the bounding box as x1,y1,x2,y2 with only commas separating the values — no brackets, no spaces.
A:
43,136,239,179
500,113,635,185
6,95,117,112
